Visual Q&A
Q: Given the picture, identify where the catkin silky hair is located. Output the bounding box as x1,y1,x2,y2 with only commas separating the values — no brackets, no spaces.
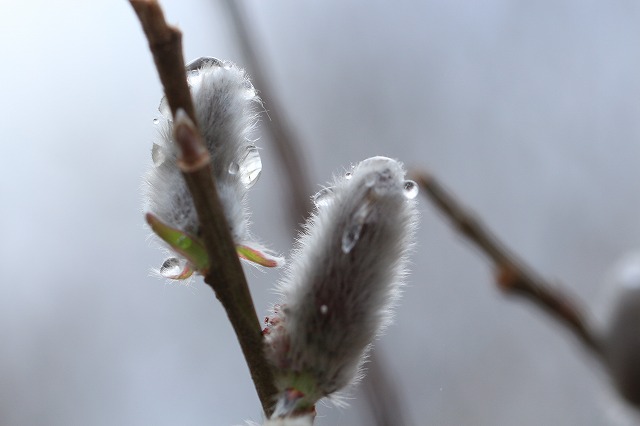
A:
144,57,282,279
264,156,419,416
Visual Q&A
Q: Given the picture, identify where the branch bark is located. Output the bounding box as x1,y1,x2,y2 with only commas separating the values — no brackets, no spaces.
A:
412,171,603,356
130,0,277,416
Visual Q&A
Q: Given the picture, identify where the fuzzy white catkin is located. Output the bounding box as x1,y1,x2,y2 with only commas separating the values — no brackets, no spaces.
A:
264,156,419,412
144,57,261,245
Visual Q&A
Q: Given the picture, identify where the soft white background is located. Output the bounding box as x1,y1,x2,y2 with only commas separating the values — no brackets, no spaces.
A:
1,0,640,425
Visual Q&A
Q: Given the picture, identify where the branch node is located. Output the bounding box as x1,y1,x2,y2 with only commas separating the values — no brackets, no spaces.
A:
412,170,603,357
174,109,210,172
495,264,519,292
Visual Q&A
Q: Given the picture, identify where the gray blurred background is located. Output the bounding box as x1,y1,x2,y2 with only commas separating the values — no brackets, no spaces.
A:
2,0,640,424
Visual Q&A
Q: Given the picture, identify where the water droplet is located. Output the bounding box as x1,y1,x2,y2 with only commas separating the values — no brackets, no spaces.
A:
228,161,240,175
160,258,180,276
159,257,192,279
320,305,328,315
342,224,363,254
242,81,257,100
238,145,262,188
403,180,419,199
184,58,222,89
158,97,172,121
187,71,205,90
341,201,372,253
185,56,223,72
152,118,159,125
345,172,352,180
312,187,334,207
244,88,256,99
151,143,166,167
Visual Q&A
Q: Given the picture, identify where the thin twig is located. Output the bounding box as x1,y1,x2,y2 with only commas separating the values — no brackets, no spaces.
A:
221,0,313,225
412,171,603,356
130,0,277,416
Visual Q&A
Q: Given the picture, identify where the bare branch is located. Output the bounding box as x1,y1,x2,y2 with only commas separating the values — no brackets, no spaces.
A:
412,171,603,356
130,0,277,416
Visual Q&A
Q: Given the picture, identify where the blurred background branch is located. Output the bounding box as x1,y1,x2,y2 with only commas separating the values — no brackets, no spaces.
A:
412,170,603,356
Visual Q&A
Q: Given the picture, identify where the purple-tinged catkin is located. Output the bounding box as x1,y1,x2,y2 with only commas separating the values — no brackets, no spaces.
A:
264,156,419,415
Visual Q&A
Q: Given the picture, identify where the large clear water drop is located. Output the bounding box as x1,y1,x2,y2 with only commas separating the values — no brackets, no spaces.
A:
238,145,262,188
228,161,240,175
159,257,192,280
403,180,419,199
151,143,166,167
312,187,334,208
158,97,172,121
187,71,204,90
341,201,372,253
242,81,257,100
185,57,222,90
186,56,223,71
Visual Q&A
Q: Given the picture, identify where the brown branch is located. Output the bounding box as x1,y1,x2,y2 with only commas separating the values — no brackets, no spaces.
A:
130,0,277,416
412,171,603,356
221,0,313,225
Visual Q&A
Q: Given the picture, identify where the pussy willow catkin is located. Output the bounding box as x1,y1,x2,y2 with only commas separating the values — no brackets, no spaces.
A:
264,156,419,416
